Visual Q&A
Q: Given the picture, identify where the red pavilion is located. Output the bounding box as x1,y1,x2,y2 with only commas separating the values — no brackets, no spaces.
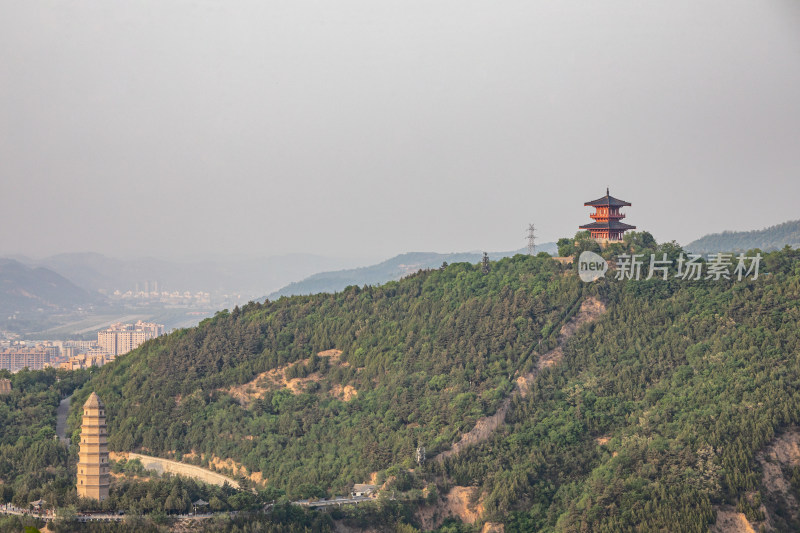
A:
579,188,636,243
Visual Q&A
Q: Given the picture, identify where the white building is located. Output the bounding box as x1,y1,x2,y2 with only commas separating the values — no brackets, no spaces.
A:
97,321,165,356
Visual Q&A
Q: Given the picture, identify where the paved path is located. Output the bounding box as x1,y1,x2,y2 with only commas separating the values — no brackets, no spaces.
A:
56,394,72,446
1,499,368,523
293,496,371,508
0,503,217,523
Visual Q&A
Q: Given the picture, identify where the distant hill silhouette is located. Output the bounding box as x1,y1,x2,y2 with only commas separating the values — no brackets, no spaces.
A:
8,252,363,298
685,219,800,254
268,243,557,299
0,259,99,316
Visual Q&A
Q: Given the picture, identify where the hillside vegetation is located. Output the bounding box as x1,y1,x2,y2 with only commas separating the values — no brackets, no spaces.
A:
75,255,579,497
63,244,800,531
0,369,90,508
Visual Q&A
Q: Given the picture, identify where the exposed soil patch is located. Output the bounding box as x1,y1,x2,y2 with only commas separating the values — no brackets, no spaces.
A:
331,384,358,401
181,450,264,485
519,296,607,396
434,297,606,463
763,429,800,467
761,460,792,497
436,404,511,461
416,486,483,530
753,428,800,528
223,349,353,406
714,429,800,531
208,455,266,485
711,506,757,533
318,348,346,359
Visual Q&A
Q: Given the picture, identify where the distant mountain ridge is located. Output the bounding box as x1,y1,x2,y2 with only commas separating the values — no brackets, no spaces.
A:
685,219,800,254
0,259,99,316
7,252,366,298
268,243,557,299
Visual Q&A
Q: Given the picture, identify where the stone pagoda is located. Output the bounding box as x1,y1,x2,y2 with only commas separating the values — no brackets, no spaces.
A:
579,188,636,243
76,392,110,501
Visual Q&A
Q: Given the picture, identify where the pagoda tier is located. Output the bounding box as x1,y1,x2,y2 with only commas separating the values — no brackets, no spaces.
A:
579,188,636,242
77,392,110,502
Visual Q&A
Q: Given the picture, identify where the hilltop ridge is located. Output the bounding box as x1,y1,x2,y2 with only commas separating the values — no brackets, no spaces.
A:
61,243,800,530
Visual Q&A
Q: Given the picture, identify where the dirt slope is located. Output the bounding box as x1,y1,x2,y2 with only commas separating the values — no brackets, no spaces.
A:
434,296,606,462
223,349,351,406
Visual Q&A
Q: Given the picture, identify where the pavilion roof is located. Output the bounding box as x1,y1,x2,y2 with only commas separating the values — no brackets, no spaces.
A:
579,221,637,230
585,188,631,207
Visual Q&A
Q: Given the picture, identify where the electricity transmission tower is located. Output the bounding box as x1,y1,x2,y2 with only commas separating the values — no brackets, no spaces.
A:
527,223,537,255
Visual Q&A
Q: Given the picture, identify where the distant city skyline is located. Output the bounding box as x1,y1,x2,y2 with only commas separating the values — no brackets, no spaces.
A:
2,1,799,260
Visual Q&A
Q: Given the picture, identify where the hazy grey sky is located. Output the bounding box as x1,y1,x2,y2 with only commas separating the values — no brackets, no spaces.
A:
2,1,799,260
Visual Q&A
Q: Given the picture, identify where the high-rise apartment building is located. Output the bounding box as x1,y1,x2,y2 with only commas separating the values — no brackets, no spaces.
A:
97,321,165,356
0,347,51,372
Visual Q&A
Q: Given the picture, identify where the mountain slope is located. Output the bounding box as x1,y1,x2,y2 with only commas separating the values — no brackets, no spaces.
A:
268,244,557,299
72,245,800,531
685,219,800,254
0,258,99,316
75,255,578,495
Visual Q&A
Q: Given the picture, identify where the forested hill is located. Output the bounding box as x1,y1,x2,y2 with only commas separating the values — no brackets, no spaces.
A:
685,219,800,254
72,245,800,531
